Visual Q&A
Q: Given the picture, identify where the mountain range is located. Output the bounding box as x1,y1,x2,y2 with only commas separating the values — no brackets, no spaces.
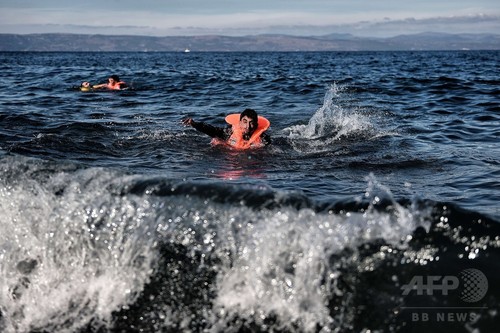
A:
1,32,499,52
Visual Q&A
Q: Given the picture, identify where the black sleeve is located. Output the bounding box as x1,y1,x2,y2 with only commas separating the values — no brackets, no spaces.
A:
191,120,231,141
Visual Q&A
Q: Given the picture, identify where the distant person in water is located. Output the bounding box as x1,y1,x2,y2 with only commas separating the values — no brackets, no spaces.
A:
80,75,127,91
182,108,271,149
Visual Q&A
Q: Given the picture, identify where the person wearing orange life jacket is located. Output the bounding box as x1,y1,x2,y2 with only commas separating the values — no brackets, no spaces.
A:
182,108,271,149
80,75,127,91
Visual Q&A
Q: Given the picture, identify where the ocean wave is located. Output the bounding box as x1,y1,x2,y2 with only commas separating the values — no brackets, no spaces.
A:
0,155,498,332
0,156,156,333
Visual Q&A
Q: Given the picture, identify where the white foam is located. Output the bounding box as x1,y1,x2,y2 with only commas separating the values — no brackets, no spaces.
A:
209,174,430,331
283,84,373,153
0,159,157,333
0,156,431,332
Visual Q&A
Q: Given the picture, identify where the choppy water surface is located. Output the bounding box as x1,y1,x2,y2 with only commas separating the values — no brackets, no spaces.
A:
0,51,499,332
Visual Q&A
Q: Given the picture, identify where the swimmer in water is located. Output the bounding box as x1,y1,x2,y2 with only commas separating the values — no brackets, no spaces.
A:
182,108,271,149
80,75,127,91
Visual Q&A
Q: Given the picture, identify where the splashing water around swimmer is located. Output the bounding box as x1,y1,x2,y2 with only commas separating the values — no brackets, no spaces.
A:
282,84,373,153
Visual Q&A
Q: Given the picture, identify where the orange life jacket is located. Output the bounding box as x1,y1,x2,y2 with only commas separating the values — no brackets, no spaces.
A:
106,81,126,90
224,113,270,149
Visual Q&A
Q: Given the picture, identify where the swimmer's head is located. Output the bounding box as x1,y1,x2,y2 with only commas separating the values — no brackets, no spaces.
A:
239,108,258,136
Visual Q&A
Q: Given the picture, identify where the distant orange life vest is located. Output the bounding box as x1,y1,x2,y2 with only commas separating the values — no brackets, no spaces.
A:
106,81,126,90
224,113,270,149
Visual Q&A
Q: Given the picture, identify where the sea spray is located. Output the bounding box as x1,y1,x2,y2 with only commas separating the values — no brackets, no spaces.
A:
283,84,372,153
0,156,157,333
0,155,443,332
208,174,428,332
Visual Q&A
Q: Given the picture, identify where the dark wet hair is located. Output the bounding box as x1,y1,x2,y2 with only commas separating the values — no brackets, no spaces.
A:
110,75,120,81
240,108,258,125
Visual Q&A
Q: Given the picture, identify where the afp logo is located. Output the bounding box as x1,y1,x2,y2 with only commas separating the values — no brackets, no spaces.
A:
401,268,488,302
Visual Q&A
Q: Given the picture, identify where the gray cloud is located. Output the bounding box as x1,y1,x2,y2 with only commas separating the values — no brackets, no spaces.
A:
1,14,499,37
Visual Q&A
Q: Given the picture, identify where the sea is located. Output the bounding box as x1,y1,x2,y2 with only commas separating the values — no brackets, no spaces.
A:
0,51,499,333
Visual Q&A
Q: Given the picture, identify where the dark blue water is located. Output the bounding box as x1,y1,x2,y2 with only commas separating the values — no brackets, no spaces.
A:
0,51,499,332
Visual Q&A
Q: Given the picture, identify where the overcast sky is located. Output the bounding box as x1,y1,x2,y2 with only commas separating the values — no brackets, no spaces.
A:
1,0,499,37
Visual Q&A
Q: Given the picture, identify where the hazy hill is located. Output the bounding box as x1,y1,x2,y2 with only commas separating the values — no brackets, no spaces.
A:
0,32,499,52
